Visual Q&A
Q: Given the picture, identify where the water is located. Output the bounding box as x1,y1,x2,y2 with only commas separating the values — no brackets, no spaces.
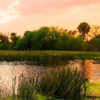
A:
0,60,99,96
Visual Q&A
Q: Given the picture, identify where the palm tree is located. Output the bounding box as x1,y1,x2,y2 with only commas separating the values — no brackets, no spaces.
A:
10,32,17,43
11,32,16,37
77,22,90,39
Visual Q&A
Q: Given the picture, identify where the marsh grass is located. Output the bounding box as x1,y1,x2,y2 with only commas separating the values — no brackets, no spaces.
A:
0,50,99,61
9,67,88,100
0,69,99,100
16,74,38,100
37,67,88,100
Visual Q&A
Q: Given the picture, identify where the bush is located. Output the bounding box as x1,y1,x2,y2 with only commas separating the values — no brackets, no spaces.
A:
68,37,84,51
37,67,88,100
16,37,28,50
89,38,100,51
0,43,14,50
56,35,71,50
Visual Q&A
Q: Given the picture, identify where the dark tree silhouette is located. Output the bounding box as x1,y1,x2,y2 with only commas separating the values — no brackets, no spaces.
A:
77,22,90,39
24,31,30,36
11,32,16,37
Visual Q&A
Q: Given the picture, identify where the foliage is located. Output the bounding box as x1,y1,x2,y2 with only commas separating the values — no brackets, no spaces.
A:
17,74,38,100
95,34,100,38
67,30,77,37
55,34,71,50
11,37,20,45
0,34,9,43
68,37,85,51
10,33,16,37
1,25,100,51
16,37,29,50
24,31,30,36
0,43,14,50
88,38,100,51
31,29,48,50
0,50,99,61
77,22,91,39
37,67,88,100
15,26,82,51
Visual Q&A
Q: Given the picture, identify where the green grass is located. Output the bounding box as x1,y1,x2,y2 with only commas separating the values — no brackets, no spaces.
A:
0,95,52,100
86,82,100,96
0,50,99,61
82,82,100,100
0,94,64,100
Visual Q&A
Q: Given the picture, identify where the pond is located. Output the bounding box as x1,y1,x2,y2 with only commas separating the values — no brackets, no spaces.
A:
0,59,99,96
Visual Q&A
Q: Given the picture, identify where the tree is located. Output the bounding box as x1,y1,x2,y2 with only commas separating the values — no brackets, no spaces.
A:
67,30,77,37
77,22,90,39
10,32,17,42
11,36,20,45
0,33,9,43
11,32,16,37
24,31,30,36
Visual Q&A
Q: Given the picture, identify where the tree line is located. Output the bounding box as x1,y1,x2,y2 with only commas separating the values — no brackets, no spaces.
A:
0,22,100,51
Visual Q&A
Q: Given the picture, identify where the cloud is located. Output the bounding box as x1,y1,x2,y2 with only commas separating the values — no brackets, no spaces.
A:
0,1,20,24
0,0,100,36
0,0,18,10
14,0,100,15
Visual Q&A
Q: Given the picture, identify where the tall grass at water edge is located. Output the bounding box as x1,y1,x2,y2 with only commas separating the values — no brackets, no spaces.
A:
17,74,38,100
0,67,88,100
0,50,99,61
37,67,88,100
10,67,88,100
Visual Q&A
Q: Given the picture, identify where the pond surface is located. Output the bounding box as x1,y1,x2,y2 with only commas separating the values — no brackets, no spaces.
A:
0,60,99,96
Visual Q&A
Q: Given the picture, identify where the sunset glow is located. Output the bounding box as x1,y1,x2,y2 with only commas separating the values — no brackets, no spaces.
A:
0,0,100,35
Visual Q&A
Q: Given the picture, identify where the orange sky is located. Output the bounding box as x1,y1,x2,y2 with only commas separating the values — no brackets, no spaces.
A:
0,0,100,36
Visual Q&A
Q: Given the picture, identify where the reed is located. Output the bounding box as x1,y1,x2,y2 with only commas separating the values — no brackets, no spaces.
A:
0,50,99,61
37,67,88,100
17,74,38,100
0,67,89,100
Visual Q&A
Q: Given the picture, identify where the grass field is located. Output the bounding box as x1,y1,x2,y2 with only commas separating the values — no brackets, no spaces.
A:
0,50,99,61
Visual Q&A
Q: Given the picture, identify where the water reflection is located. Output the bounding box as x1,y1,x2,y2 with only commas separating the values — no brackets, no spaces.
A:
0,60,99,96
67,60,100,82
84,60,100,82
0,62,53,96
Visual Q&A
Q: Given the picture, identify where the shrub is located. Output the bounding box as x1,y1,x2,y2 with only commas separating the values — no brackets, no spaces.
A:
89,38,100,51
57,35,71,50
16,37,28,50
68,37,84,51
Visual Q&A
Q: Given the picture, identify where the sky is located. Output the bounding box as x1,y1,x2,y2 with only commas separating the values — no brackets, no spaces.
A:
0,0,100,36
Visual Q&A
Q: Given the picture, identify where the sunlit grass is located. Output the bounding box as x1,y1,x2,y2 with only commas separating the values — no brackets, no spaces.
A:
86,82,100,96
0,50,99,61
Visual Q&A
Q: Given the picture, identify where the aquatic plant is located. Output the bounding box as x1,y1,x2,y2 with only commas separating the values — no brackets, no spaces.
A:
37,67,88,100
17,74,38,100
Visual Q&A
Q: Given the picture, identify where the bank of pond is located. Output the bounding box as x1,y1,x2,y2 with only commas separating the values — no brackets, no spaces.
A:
0,67,88,100
0,59,99,99
0,50,100,61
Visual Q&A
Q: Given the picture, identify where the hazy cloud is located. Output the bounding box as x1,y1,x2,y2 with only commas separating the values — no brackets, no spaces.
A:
0,0,100,35
13,0,100,15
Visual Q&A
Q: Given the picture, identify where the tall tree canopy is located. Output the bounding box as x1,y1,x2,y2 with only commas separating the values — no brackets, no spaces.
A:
0,33,9,43
77,22,91,39
24,31,30,36
10,32,16,37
